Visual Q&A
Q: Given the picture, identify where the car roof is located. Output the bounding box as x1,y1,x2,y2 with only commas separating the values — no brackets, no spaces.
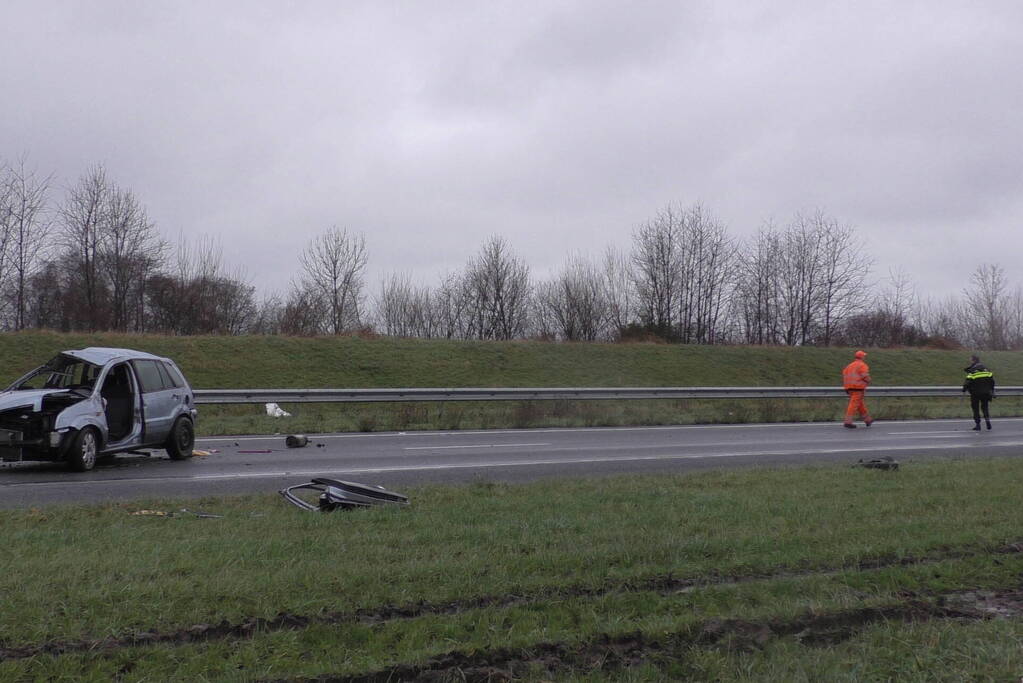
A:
62,347,169,365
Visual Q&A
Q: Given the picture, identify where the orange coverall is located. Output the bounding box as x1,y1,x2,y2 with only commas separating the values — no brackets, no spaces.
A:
842,358,872,425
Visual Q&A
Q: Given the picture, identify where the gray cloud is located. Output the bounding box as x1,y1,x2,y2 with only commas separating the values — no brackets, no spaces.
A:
2,1,1021,299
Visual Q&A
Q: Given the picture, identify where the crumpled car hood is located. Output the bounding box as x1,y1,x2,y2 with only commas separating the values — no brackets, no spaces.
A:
0,389,73,413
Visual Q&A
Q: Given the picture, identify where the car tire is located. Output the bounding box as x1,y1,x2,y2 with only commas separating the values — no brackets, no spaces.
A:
166,417,195,460
68,427,99,472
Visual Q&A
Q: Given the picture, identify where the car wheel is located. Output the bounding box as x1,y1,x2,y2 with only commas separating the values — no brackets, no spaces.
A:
68,427,99,472
166,417,195,460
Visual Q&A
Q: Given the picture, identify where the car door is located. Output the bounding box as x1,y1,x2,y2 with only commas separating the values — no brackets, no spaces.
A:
131,359,178,444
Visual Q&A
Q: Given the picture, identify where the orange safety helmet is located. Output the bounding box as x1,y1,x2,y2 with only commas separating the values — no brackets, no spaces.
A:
854,350,867,359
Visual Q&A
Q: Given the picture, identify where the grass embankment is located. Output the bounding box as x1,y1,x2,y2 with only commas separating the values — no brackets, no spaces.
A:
2,460,1023,680
2,331,1020,435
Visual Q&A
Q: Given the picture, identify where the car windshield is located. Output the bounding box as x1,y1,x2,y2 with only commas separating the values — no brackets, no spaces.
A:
13,355,101,392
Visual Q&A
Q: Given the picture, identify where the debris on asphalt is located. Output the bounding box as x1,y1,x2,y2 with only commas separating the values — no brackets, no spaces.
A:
279,478,409,512
285,434,309,448
853,456,899,471
130,508,224,518
238,449,274,454
192,449,213,457
178,508,224,518
265,402,291,418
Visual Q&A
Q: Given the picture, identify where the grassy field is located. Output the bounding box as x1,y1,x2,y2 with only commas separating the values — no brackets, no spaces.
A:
2,459,1023,680
5,330,1023,389
2,331,1020,436
3,333,1022,679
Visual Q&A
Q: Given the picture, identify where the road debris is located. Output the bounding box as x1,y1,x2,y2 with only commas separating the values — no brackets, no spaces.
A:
265,402,291,418
853,456,899,471
178,508,224,519
129,508,223,518
285,434,309,448
279,477,409,512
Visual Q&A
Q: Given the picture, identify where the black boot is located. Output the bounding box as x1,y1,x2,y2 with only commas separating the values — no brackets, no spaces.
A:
986,420,992,430
972,421,981,431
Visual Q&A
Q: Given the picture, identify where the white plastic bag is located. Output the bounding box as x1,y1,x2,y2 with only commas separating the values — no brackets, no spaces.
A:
265,402,292,418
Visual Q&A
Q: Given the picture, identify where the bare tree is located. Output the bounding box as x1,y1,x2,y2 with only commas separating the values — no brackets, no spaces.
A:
876,267,916,322
534,255,608,341
630,205,683,338
431,272,470,339
1005,285,1023,350
0,163,14,326
0,157,53,330
59,165,110,330
963,263,1010,350
600,245,636,339
296,227,368,334
770,211,872,346
733,226,783,345
531,280,560,340
916,294,968,347
146,235,254,335
813,212,872,345
731,212,870,346
278,287,323,336
376,272,437,338
22,260,69,330
676,204,735,344
834,267,926,348
775,215,823,345
630,203,736,343
102,185,166,331
462,236,531,340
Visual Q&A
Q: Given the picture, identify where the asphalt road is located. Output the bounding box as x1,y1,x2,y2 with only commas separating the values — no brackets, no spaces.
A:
2,417,1022,508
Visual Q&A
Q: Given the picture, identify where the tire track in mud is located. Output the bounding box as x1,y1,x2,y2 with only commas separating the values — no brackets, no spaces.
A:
270,597,1019,683
2,542,1022,662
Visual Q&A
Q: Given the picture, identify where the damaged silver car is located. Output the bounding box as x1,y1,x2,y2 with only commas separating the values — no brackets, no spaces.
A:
0,348,197,471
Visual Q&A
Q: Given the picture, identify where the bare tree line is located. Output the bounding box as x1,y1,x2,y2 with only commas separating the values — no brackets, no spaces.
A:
368,207,1023,351
3,157,1022,349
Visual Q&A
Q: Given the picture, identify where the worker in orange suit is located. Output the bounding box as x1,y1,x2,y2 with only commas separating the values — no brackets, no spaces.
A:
842,350,873,428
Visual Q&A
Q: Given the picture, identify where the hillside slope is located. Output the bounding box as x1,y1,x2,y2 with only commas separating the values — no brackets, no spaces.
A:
0,331,1014,389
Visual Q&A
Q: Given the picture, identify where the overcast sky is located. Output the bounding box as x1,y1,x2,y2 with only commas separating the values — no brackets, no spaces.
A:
3,1,1021,300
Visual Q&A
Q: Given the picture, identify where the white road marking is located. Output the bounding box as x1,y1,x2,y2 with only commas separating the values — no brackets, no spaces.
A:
404,442,551,451
888,431,964,435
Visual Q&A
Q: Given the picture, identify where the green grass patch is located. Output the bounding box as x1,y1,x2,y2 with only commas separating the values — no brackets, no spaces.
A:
3,331,1018,436
3,458,1023,680
4,330,1020,390
199,396,1023,437
1,331,1014,435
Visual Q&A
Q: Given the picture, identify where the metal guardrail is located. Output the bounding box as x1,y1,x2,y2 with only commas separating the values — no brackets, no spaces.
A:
191,386,1023,405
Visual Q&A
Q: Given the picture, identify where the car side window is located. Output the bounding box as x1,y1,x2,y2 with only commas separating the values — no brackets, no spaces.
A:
132,360,169,393
155,362,176,389
162,362,186,388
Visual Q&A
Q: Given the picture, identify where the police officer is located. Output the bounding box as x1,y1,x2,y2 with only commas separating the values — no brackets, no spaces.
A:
963,355,996,431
